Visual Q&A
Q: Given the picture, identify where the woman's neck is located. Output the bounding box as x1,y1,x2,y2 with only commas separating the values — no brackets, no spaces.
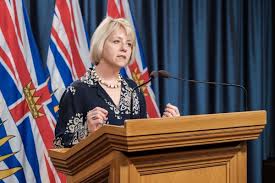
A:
95,62,120,81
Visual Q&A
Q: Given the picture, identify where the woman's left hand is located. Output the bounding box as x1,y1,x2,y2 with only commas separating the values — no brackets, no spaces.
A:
162,103,180,118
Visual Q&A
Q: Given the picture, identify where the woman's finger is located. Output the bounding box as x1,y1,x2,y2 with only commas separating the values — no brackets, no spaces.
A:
93,107,108,115
88,109,108,120
88,118,106,133
168,104,180,112
165,103,180,116
165,107,177,116
87,113,106,121
162,111,173,118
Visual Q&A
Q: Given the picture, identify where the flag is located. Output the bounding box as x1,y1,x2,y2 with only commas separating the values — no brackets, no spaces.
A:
46,0,90,108
0,0,63,182
107,0,160,117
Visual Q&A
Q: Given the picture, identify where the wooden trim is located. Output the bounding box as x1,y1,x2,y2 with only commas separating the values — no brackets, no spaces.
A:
129,143,243,175
124,110,266,136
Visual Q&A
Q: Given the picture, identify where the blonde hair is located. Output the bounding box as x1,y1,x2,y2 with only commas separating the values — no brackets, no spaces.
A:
90,17,136,65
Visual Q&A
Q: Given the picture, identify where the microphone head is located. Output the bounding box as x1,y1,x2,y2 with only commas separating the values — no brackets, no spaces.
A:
158,70,170,78
150,71,158,78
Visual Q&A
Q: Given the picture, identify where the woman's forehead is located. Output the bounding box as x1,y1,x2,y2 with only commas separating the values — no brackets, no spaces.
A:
108,27,133,40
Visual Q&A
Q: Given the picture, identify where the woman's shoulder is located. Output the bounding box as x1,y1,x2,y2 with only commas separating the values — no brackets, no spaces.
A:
70,79,86,88
61,80,86,97
69,68,98,88
62,69,97,95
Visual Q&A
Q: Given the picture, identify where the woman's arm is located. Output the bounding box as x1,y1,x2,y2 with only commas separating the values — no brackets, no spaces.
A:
54,85,88,148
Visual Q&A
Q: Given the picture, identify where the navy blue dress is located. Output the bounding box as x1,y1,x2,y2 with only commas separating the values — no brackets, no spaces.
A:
54,67,147,148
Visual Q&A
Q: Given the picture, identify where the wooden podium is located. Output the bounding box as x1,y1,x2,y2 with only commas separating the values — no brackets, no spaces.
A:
49,110,266,183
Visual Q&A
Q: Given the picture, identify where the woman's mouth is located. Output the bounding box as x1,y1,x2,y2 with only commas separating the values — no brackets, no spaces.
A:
117,55,126,59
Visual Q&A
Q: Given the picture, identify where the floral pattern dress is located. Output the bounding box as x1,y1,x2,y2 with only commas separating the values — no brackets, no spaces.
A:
53,67,147,148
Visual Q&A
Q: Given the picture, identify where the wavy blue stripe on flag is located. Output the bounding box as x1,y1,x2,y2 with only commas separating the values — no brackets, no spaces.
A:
22,2,46,85
0,64,22,106
47,0,90,104
49,40,74,87
17,118,42,183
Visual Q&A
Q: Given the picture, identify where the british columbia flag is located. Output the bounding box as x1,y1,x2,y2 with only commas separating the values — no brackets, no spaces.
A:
46,0,90,110
107,0,160,117
0,0,63,182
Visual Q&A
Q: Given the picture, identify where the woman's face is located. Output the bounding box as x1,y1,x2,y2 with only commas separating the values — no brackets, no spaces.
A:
101,27,133,69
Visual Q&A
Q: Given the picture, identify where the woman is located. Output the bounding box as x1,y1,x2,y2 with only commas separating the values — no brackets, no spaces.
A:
54,17,180,148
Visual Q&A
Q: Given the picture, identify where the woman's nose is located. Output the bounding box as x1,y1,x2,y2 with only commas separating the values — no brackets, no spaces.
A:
120,44,128,52
121,44,127,52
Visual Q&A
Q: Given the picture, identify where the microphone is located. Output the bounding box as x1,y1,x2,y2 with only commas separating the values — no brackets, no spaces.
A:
130,71,158,119
158,70,248,111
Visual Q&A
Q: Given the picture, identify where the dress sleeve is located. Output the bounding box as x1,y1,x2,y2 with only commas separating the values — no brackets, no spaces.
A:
53,85,88,148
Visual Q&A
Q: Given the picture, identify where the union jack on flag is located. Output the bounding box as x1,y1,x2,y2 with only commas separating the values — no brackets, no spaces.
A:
46,0,90,108
107,0,160,117
0,0,63,182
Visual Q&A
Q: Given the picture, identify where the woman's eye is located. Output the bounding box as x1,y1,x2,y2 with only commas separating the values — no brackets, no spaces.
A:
127,43,132,47
113,40,120,44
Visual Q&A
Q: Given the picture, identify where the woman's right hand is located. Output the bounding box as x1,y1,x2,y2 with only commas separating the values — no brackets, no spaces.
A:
86,107,108,133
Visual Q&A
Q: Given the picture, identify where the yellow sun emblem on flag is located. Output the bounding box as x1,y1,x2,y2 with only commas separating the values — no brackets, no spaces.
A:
23,82,44,118
131,68,149,96
0,120,22,180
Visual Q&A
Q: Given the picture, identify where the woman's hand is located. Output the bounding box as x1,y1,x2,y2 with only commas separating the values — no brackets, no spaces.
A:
86,107,108,133
162,103,180,118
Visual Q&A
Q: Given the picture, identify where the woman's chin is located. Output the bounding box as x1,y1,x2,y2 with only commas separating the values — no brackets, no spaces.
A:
114,60,129,68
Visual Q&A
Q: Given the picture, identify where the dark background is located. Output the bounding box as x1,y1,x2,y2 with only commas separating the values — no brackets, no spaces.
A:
24,0,274,183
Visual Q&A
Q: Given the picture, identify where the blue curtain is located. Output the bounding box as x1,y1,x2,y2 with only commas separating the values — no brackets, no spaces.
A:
25,0,274,182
